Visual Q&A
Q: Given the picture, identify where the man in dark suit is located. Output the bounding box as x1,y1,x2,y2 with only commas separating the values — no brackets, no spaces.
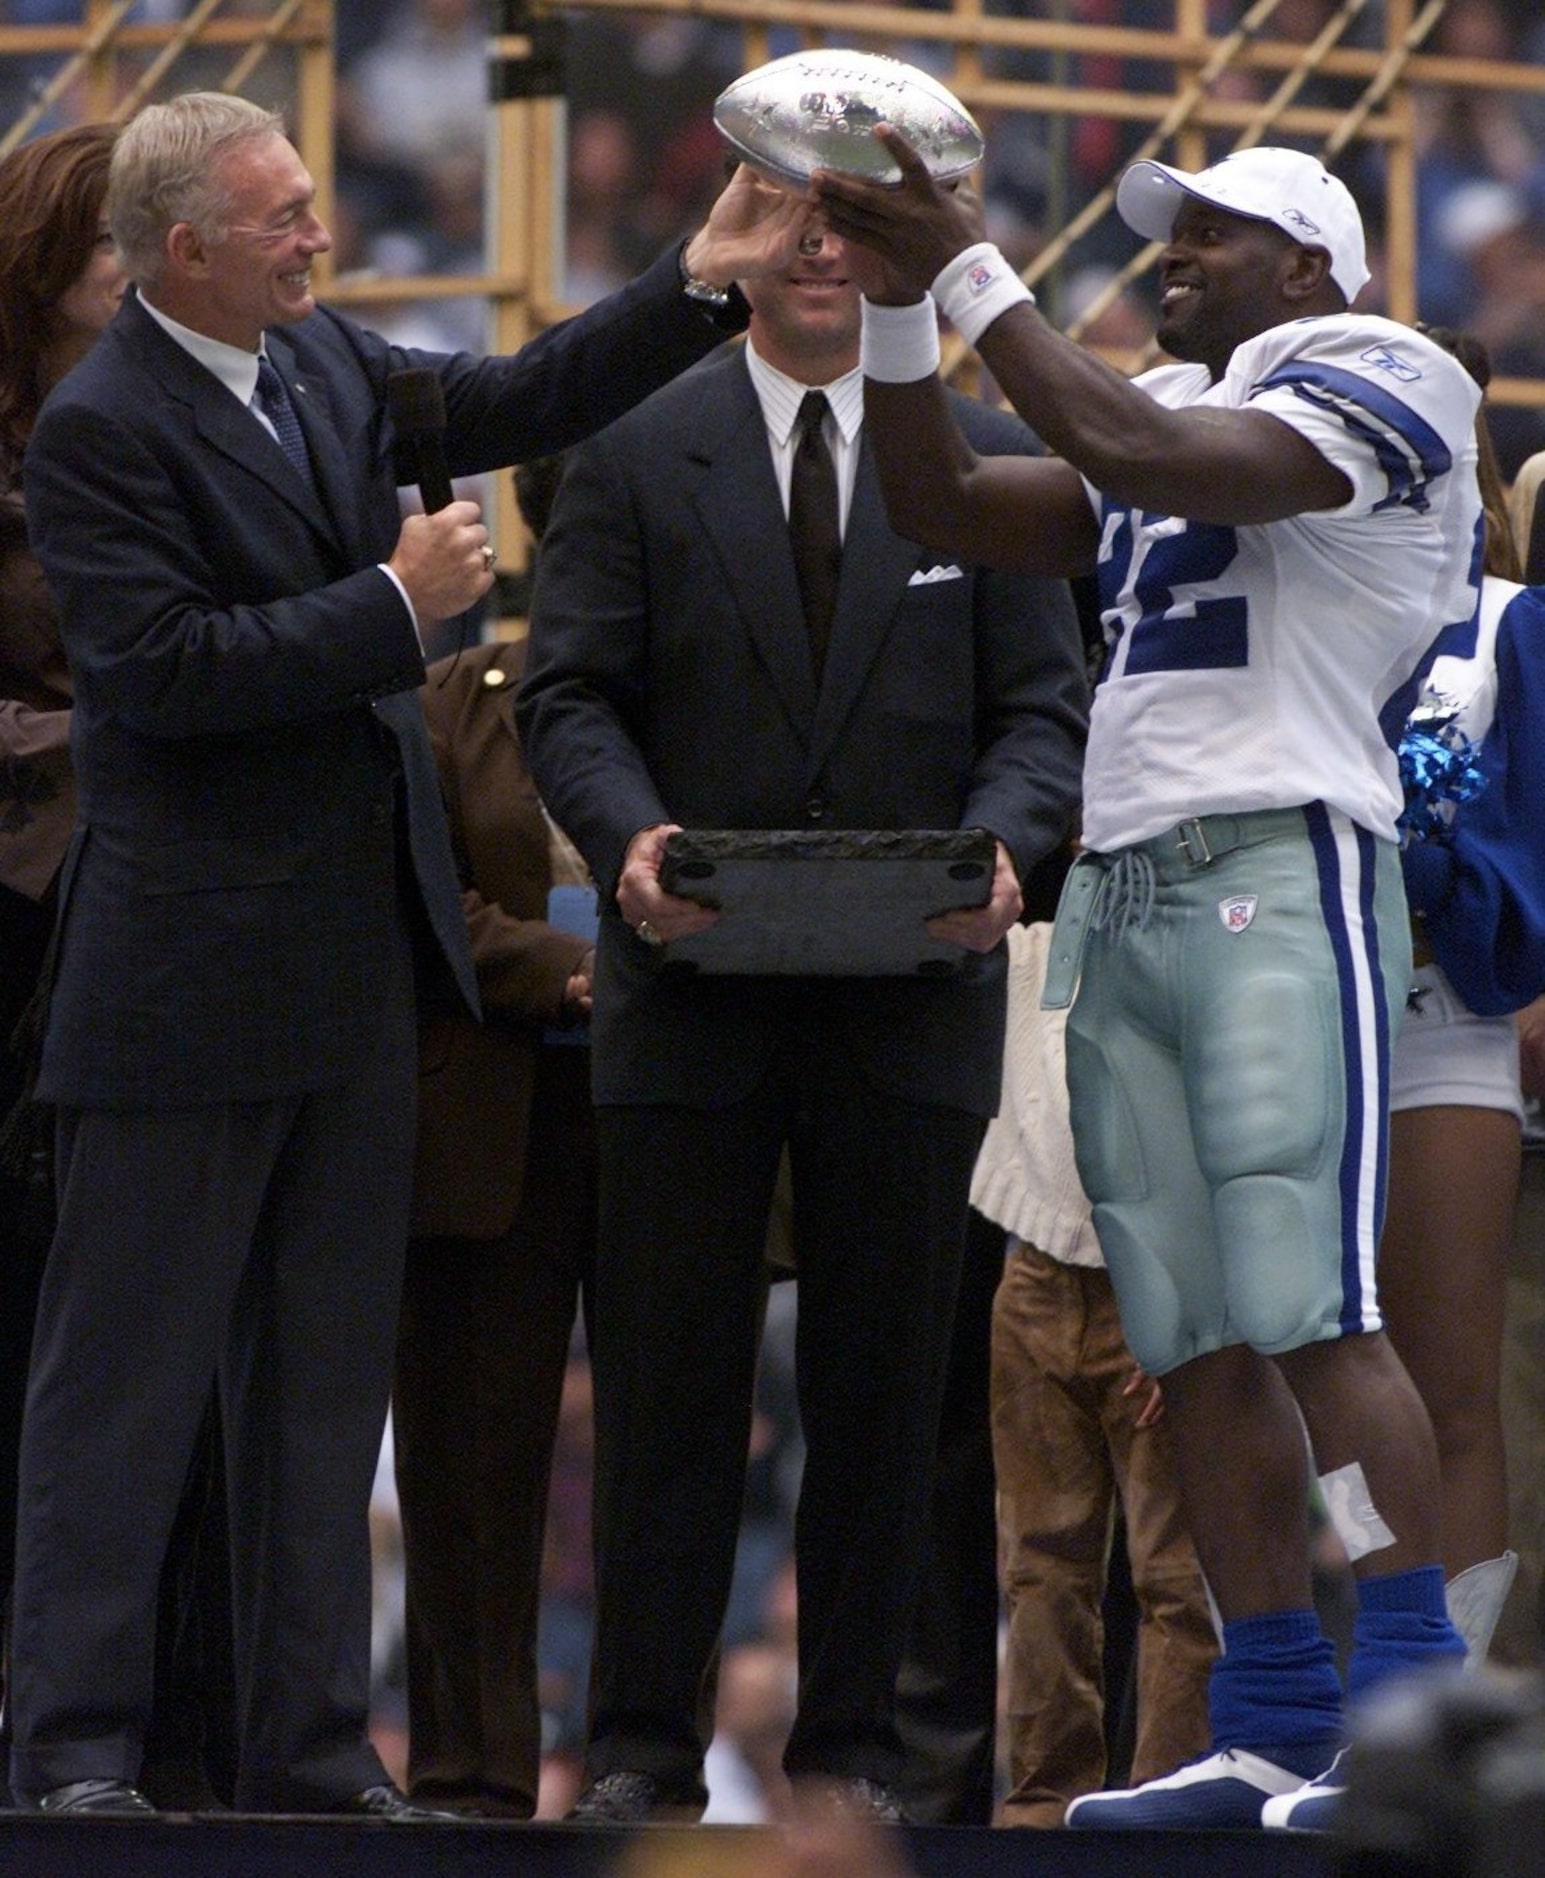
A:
517,219,1088,1823
6,89,807,1819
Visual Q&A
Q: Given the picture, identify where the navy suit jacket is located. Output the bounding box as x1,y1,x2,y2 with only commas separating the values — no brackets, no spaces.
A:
517,346,1089,1117
25,249,736,1109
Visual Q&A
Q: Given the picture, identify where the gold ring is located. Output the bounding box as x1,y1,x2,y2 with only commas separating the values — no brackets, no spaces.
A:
480,544,495,572
636,919,664,947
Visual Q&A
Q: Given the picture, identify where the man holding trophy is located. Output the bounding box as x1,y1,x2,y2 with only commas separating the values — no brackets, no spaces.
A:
813,97,1479,1833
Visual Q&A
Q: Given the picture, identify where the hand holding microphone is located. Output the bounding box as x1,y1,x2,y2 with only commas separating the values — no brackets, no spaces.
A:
388,501,494,622
386,367,495,621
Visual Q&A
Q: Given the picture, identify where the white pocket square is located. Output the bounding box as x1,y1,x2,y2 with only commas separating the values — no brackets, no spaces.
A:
908,563,964,585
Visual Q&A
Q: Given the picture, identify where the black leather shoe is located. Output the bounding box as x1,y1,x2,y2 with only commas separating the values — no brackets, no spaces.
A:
326,1783,462,1822
36,1779,157,1815
566,1770,705,1824
802,1775,910,1824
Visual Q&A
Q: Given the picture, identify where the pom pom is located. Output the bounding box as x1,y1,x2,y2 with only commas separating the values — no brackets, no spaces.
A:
1397,701,1486,845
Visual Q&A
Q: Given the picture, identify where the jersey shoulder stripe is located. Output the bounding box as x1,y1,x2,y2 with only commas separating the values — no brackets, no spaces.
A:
1258,361,1453,512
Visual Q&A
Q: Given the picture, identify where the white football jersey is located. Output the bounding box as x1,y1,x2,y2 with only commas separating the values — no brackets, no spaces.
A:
1080,314,1482,852
1416,572,1512,751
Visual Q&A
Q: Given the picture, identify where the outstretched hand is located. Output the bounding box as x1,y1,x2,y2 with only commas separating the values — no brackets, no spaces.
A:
683,162,812,286
812,125,988,302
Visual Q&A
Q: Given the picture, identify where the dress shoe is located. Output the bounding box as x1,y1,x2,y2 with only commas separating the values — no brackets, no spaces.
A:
325,1783,462,1822
36,1778,157,1815
566,1770,706,1824
800,1774,910,1824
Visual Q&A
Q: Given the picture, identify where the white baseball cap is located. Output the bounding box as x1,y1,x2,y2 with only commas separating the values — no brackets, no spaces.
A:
1116,146,1370,303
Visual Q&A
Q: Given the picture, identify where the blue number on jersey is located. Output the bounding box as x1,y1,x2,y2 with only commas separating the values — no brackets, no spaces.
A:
1096,504,1249,675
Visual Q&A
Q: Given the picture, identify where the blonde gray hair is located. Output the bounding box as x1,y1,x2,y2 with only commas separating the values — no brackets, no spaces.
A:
108,92,286,287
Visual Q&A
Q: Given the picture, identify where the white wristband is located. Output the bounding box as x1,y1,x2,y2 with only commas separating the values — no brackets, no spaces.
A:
931,242,1035,348
859,296,942,383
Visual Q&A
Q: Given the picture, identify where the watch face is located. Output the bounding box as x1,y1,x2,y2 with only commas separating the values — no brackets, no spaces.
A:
713,48,983,188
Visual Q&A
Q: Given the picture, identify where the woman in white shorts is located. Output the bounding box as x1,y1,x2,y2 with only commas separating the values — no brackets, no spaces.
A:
1382,335,1545,1664
1380,954,1522,1664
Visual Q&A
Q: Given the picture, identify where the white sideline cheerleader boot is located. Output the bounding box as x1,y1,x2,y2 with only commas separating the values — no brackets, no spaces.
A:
1446,1550,1518,1669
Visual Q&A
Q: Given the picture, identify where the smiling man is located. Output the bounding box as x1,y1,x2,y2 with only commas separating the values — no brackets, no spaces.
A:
517,215,1086,1823
6,89,811,1819
811,141,1481,1832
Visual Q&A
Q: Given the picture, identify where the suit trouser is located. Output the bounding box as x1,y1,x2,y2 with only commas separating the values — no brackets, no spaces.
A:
8,924,416,1810
892,1204,1003,1824
393,1042,597,1815
586,1059,985,1791
1,1164,237,1811
991,1241,1216,1826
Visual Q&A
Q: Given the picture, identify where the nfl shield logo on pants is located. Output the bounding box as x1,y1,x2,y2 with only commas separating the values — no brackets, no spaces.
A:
1219,894,1258,933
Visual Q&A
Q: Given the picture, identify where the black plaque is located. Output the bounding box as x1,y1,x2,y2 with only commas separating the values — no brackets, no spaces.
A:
657,827,996,976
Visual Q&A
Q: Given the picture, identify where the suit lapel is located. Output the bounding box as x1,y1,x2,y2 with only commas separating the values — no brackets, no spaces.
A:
691,358,819,734
808,438,920,767
113,297,348,553
684,355,940,766
269,336,366,555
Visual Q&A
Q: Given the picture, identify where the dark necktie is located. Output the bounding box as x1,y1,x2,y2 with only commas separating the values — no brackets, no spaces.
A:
789,389,841,679
254,355,313,486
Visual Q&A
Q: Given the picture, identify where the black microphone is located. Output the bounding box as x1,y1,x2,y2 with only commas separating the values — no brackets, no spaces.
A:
387,367,455,513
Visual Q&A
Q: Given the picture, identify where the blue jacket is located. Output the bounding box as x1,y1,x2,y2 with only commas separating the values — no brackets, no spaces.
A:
1403,579,1545,1015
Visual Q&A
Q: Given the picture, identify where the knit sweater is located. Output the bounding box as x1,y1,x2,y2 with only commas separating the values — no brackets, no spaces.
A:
969,920,1104,1267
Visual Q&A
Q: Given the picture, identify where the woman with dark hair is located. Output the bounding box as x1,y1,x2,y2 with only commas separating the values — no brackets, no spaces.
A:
1,122,233,1809
0,124,122,472
0,120,122,1068
2,129,123,1786
0,124,120,953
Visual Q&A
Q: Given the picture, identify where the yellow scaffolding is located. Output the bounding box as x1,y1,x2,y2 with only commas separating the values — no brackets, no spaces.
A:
4,0,1544,566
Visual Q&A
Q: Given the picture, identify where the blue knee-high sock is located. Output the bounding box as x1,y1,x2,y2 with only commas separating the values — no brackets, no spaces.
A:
1348,1565,1466,1701
1209,1609,1342,1774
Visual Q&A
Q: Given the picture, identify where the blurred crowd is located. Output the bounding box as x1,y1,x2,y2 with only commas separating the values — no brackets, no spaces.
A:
4,0,1545,457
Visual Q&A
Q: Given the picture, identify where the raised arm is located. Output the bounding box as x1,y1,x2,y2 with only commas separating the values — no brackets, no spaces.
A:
813,127,1351,540
859,356,1097,578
